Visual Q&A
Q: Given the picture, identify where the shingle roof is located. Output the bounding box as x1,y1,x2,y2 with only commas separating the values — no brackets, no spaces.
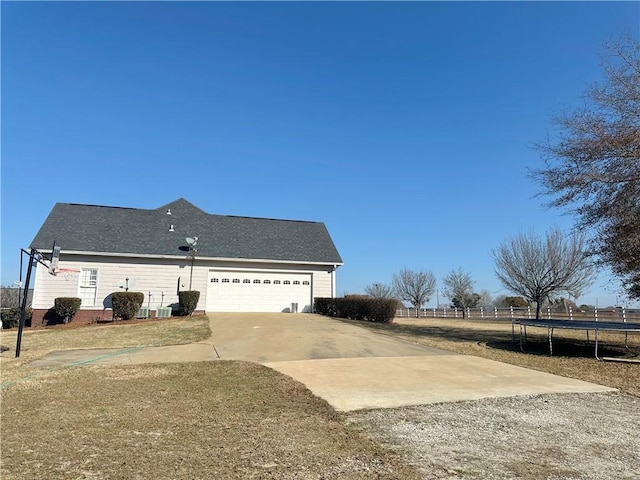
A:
30,198,343,264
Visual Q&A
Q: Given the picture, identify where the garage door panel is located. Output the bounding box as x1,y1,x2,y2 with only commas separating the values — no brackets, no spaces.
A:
206,270,312,312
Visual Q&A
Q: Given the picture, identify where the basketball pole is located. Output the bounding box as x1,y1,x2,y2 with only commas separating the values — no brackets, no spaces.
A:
15,247,51,358
15,249,36,358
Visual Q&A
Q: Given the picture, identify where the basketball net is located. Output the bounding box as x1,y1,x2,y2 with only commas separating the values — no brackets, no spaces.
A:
54,267,81,281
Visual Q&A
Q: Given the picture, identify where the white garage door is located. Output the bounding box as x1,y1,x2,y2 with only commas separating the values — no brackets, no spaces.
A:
205,270,312,312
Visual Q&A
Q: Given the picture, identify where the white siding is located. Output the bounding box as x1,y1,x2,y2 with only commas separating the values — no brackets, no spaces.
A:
33,254,337,313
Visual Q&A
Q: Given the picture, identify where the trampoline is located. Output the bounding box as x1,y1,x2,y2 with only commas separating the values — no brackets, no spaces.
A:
511,318,640,361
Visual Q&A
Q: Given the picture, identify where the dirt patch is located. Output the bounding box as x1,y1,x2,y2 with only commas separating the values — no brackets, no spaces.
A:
350,392,640,480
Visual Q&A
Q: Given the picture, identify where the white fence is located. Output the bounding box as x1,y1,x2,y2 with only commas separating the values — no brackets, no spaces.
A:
396,306,640,323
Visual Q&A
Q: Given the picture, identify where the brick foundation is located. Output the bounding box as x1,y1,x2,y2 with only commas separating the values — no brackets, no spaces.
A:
28,309,204,329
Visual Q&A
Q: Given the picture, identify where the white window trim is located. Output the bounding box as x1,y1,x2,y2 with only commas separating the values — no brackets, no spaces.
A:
78,268,99,307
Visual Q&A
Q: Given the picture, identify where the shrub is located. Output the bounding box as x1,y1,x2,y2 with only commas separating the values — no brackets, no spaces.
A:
178,290,200,316
314,298,336,317
314,297,397,323
1,307,32,329
53,297,82,324
111,292,145,320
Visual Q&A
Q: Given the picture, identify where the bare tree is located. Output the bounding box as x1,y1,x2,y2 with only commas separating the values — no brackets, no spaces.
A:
364,282,395,299
492,228,596,319
1,286,21,308
442,269,475,318
531,36,640,298
392,268,436,317
477,289,493,308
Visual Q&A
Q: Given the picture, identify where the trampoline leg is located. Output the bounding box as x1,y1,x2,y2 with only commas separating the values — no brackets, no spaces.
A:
595,330,601,361
548,328,553,356
519,325,525,352
512,321,515,343
586,330,590,345
625,332,629,351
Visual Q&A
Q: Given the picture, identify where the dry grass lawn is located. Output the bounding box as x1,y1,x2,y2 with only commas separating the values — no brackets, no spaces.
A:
1,361,422,480
350,317,640,397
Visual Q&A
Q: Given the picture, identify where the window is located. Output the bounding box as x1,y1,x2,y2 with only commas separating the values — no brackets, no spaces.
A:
253,279,261,284
232,279,240,283
283,280,291,285
211,278,219,283
78,268,98,306
243,279,251,284
263,280,271,284
274,280,281,285
303,281,310,285
293,280,300,285
222,278,230,283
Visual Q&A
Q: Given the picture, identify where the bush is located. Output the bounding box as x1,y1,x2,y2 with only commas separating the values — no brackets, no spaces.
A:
53,297,82,324
111,292,145,320
1,307,32,329
178,290,200,316
314,296,397,323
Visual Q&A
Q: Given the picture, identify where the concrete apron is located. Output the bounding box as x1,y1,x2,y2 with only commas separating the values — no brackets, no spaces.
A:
263,356,615,412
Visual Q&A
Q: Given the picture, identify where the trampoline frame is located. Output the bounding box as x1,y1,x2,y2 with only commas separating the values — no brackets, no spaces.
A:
511,318,640,361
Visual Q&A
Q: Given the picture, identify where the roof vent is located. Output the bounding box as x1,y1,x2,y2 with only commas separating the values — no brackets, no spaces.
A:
169,225,175,232
167,209,172,215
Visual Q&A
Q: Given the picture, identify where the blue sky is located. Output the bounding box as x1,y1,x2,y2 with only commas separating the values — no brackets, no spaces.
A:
2,1,639,307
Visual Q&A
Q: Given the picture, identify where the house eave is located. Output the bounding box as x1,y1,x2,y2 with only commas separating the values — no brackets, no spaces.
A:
53,249,344,268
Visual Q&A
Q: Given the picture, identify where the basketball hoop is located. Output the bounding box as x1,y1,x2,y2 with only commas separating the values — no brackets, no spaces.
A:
55,267,81,281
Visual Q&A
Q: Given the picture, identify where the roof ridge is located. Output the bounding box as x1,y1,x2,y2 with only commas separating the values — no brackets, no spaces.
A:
63,202,138,210
222,214,320,224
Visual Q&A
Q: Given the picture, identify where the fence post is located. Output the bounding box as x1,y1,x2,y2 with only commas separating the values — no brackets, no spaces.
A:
443,307,447,317
509,306,514,319
595,306,598,322
622,307,626,323
466,306,471,319
433,307,436,317
454,307,458,318
527,306,531,319
569,306,573,320
494,307,498,319
547,306,551,319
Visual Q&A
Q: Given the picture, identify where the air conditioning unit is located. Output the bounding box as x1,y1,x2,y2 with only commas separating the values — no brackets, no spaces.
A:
136,307,150,319
156,307,172,319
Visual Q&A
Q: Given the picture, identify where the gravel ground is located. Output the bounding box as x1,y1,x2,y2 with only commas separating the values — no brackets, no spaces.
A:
349,392,640,480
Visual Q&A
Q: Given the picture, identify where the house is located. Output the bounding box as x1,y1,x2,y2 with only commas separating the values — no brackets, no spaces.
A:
29,198,343,324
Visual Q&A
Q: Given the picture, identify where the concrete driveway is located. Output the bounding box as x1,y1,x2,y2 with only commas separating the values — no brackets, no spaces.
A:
29,313,614,411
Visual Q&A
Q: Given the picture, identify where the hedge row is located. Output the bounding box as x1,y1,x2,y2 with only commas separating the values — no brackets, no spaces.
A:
314,296,398,323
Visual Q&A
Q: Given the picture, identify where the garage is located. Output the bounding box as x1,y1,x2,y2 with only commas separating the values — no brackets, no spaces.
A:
206,270,313,312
